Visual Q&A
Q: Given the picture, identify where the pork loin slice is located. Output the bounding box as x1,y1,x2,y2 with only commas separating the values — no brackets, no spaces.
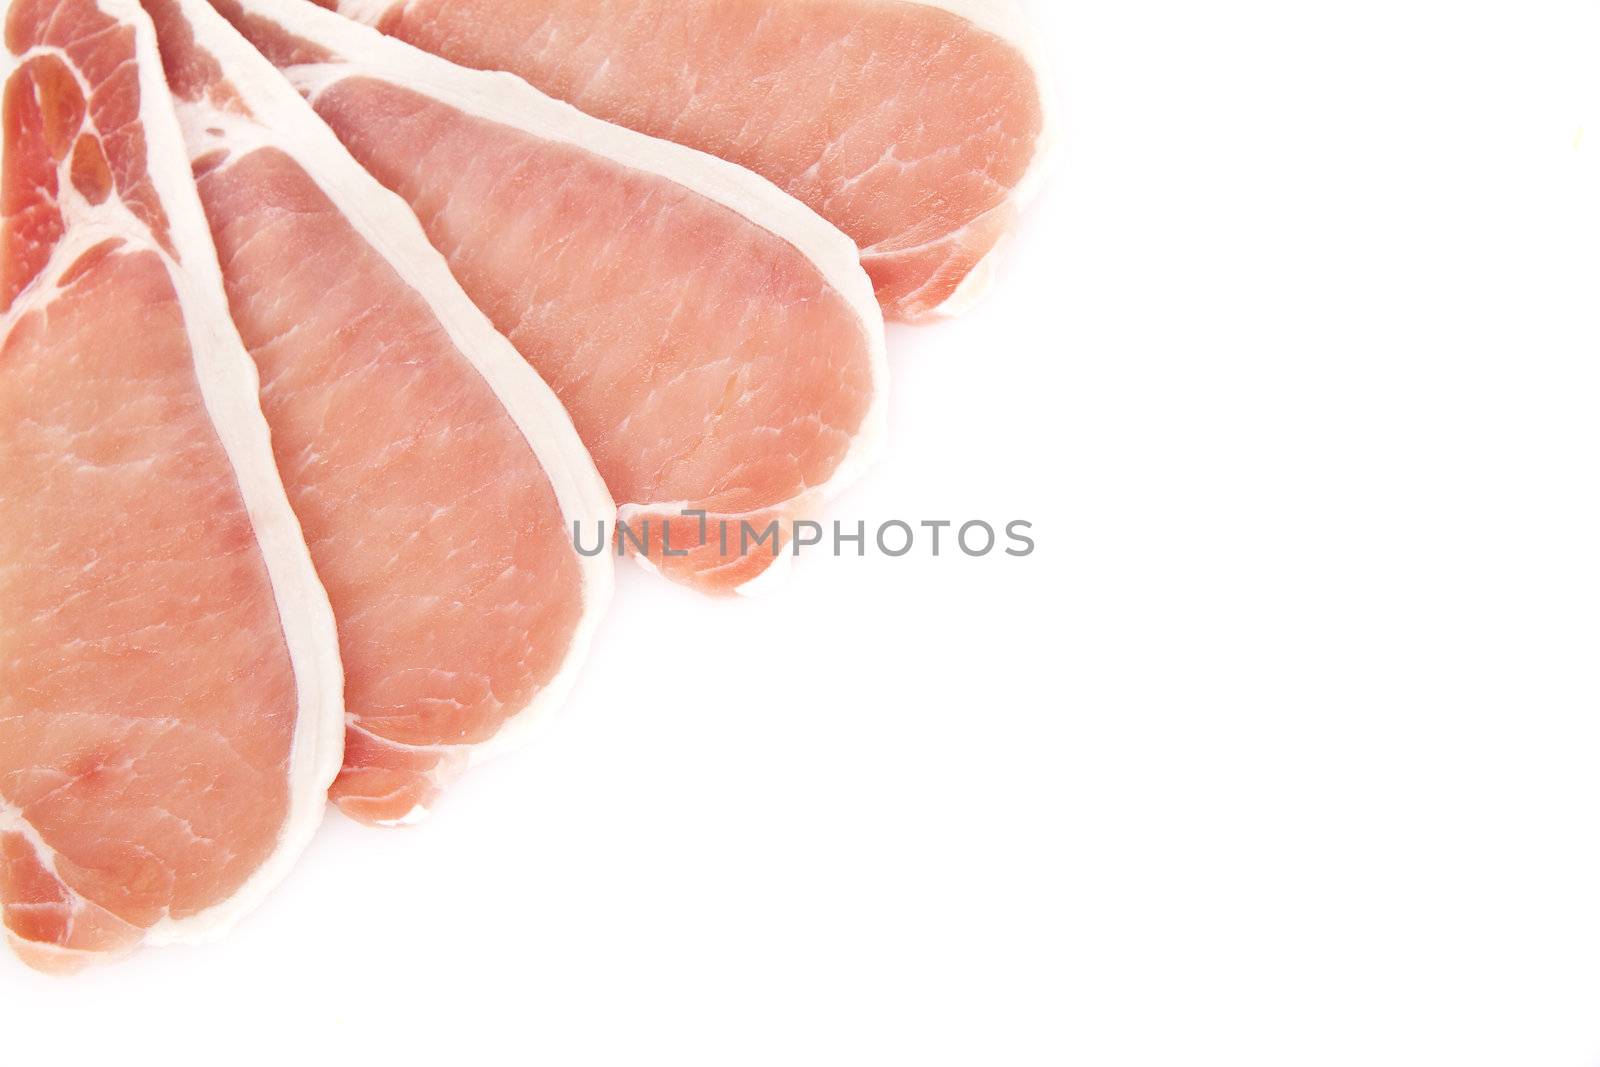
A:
0,0,342,971
319,0,1057,321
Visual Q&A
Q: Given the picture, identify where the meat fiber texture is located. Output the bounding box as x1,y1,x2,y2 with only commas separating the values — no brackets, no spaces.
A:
213,0,890,595
0,0,343,971
141,0,616,828
319,0,1058,322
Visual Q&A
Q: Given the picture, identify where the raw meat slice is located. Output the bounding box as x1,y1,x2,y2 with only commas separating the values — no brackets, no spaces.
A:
214,0,888,595
316,0,1057,322
141,0,615,827
0,0,343,971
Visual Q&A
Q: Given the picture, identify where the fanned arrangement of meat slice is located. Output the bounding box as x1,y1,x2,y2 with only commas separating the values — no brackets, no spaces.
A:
315,0,1055,322
212,0,889,595
0,0,342,971
139,0,615,827
2,0,1050,975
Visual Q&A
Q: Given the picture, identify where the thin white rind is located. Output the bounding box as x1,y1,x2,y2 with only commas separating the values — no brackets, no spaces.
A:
0,0,345,953
170,0,615,788
236,0,891,593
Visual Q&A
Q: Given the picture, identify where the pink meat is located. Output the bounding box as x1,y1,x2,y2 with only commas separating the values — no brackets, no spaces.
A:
320,0,1052,321
0,0,337,971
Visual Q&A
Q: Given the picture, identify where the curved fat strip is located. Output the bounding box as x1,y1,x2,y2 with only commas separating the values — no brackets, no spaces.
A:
214,0,888,595
141,0,615,827
0,0,342,970
321,0,1057,322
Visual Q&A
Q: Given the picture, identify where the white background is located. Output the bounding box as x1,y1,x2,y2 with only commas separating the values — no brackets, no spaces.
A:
9,1,1600,1063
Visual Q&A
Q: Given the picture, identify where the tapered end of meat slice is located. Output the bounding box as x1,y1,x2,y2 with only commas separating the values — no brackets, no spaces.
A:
620,507,802,597
620,488,878,597
327,728,469,827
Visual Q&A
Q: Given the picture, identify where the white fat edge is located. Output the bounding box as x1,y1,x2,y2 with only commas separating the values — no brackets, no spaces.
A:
239,0,890,559
173,0,615,773
97,0,344,948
